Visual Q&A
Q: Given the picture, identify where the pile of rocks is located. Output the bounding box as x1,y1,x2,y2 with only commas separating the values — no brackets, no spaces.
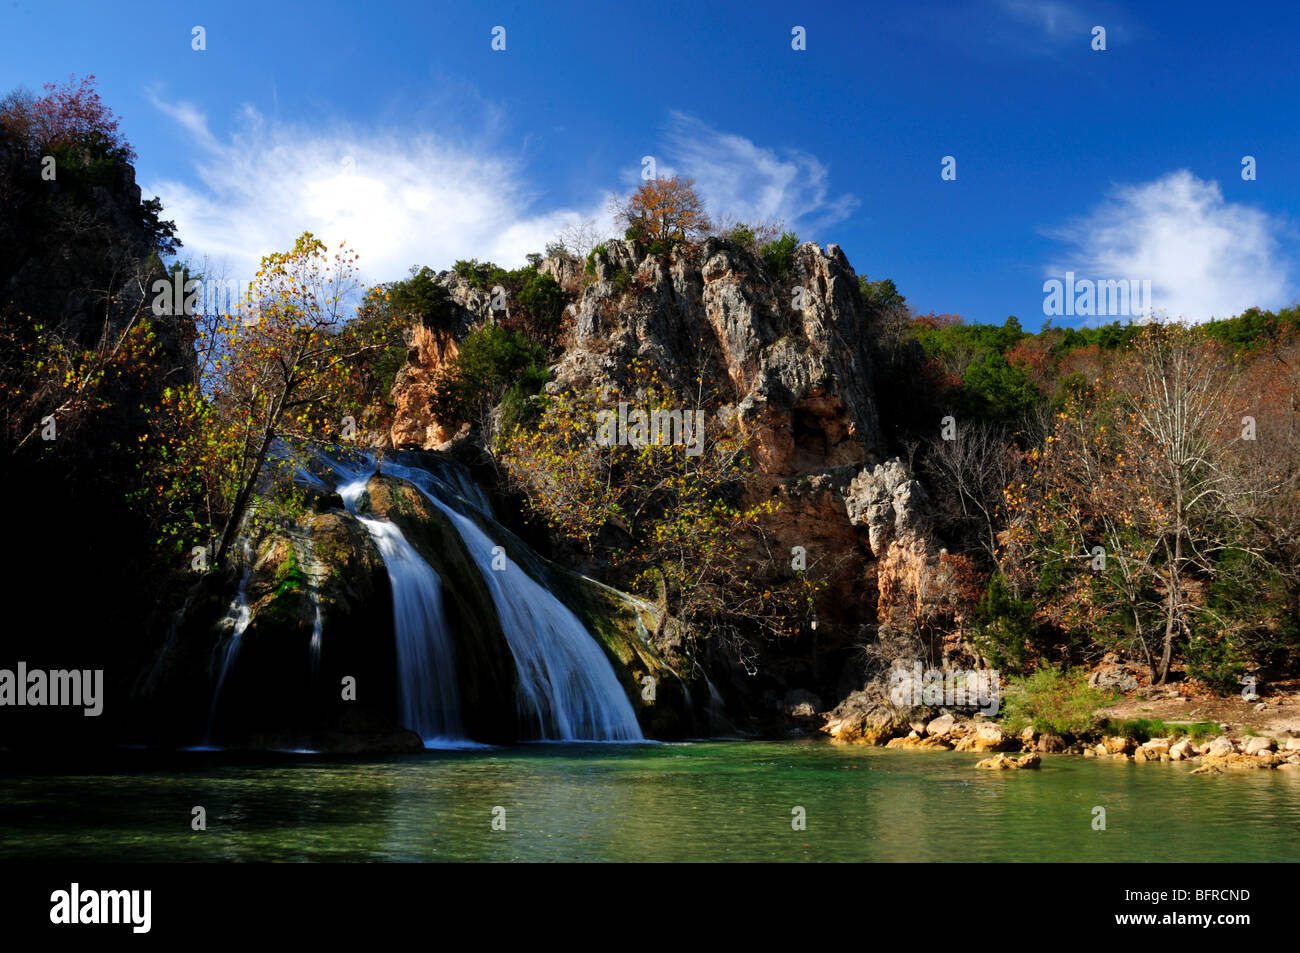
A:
882,714,1016,752
824,697,1300,776
1080,733,1300,773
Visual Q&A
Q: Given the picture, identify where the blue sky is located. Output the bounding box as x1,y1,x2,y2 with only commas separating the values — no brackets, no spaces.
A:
2,0,1296,327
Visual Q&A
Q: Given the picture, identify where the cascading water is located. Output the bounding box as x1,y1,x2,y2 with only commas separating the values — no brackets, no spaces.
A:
270,443,644,743
377,460,643,742
337,477,465,745
204,540,254,744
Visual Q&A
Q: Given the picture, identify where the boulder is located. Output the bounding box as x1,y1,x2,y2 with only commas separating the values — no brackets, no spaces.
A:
954,724,1010,752
1169,739,1194,761
976,753,1041,770
1102,736,1133,755
1197,752,1278,771
822,690,902,745
781,689,824,720
926,713,957,738
1037,733,1066,753
886,734,950,750
1244,736,1275,756
1203,736,1236,757
1141,738,1171,758
1087,653,1145,693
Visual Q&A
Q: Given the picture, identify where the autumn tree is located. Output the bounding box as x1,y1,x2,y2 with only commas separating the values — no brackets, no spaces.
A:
613,176,712,249
134,233,399,567
1001,323,1265,685
500,359,821,670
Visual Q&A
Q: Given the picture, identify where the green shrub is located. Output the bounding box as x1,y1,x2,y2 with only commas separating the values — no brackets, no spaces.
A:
1185,629,1245,695
515,270,566,334
429,325,546,425
385,266,452,329
497,367,550,441
968,574,1036,672
585,243,607,278
760,231,800,282
1000,665,1111,737
725,224,756,249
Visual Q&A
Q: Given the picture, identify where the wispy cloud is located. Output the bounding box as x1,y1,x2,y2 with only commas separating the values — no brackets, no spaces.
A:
661,112,857,237
1045,169,1292,322
997,0,1089,39
143,97,610,285
144,97,857,286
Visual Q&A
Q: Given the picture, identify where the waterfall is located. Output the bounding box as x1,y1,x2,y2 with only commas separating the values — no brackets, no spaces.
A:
265,443,644,744
377,460,643,742
204,541,254,744
338,478,464,745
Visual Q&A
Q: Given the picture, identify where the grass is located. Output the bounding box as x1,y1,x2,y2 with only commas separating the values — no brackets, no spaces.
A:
1098,717,1219,743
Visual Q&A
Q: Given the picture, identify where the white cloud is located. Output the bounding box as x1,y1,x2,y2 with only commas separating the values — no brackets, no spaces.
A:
143,98,611,287
1046,170,1292,322
144,98,856,288
662,112,857,237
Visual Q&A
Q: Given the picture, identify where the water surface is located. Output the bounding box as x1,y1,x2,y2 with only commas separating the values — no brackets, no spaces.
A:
2,740,1295,861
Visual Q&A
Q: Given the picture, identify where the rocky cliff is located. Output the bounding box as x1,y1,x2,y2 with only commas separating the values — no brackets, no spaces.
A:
387,238,958,727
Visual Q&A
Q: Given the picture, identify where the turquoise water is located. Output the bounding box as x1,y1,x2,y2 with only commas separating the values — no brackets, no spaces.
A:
2,740,1297,861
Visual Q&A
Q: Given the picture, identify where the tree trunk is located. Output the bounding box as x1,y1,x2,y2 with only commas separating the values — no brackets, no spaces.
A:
214,396,283,566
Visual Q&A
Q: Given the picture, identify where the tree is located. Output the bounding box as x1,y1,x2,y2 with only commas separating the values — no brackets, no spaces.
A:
428,323,547,444
548,217,604,261
203,233,392,564
500,359,821,669
924,417,1021,571
1002,323,1257,684
0,74,135,160
614,176,712,248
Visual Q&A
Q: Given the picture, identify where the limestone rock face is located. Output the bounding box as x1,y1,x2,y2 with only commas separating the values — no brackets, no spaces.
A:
394,239,882,471
390,326,461,449
388,240,895,664
554,239,880,475
845,459,931,557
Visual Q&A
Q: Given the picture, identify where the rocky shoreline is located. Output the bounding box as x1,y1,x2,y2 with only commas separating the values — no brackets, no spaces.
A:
822,704,1300,774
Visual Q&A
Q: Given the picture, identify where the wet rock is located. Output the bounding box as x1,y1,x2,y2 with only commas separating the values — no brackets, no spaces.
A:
1037,733,1066,753
976,752,1041,770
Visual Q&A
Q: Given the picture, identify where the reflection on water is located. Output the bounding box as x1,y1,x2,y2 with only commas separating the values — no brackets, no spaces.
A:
1,740,1297,861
